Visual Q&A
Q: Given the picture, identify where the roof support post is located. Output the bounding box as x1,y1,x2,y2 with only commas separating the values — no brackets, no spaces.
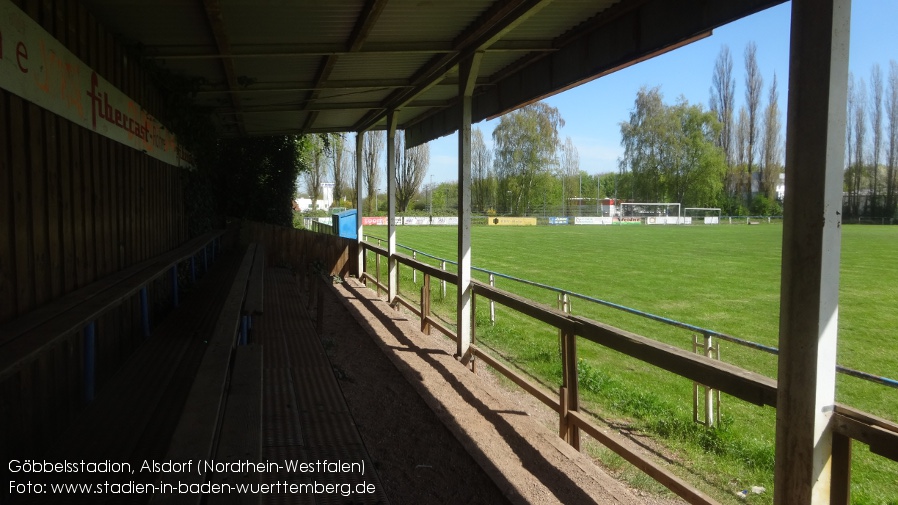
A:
456,52,482,364
356,132,364,277
775,1,850,503
387,111,399,306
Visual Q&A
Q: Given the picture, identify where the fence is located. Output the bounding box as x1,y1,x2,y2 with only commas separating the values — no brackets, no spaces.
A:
354,233,898,505
243,221,355,279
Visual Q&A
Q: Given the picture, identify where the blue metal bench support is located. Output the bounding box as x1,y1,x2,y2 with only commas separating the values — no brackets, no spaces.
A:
83,322,96,403
140,287,150,337
239,316,248,346
190,256,197,283
171,266,179,308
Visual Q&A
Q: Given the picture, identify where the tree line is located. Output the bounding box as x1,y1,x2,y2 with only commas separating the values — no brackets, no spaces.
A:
846,62,898,219
296,131,430,215
616,43,785,215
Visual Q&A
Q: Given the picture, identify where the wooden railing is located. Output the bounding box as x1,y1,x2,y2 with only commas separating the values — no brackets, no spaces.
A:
356,240,898,505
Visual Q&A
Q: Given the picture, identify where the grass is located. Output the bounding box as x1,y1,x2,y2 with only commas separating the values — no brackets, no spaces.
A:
362,223,898,505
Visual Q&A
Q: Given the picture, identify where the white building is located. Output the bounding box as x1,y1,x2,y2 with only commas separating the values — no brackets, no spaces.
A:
295,182,335,211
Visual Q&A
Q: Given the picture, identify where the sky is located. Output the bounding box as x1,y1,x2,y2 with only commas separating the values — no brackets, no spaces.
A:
419,0,898,186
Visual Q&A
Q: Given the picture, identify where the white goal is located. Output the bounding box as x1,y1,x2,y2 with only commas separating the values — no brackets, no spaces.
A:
619,202,683,225
684,207,722,225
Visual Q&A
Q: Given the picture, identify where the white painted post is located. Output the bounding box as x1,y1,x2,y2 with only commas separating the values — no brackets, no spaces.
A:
356,133,364,278
488,273,495,324
775,1,850,503
440,261,446,299
456,52,482,363
412,251,417,284
387,112,398,306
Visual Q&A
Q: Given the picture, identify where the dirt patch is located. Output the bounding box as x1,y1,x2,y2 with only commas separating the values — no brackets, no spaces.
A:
314,279,512,504
312,275,687,504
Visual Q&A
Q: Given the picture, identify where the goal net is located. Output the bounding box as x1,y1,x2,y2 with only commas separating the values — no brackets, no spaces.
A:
619,202,683,225
684,207,722,225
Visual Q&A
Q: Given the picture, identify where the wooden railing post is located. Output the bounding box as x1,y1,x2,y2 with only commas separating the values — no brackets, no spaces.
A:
394,258,400,307
831,432,852,505
560,330,580,450
471,291,477,373
421,274,431,335
316,275,324,334
375,252,381,295
362,247,368,286
704,333,716,427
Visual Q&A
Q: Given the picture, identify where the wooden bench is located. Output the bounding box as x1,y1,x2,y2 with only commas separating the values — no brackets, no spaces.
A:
240,244,265,345
151,243,266,505
0,230,225,456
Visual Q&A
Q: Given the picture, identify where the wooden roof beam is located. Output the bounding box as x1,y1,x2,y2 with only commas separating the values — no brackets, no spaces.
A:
202,0,245,135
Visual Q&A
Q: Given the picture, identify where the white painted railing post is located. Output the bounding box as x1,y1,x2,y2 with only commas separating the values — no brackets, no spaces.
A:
489,273,495,324
440,261,446,299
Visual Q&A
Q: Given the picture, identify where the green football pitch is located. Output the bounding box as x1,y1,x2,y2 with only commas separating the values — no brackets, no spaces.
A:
362,223,897,504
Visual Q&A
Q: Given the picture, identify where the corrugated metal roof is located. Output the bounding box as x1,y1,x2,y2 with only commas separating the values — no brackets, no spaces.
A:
77,0,785,143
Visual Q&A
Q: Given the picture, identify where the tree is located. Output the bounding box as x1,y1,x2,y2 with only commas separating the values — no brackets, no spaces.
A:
619,87,726,207
329,133,346,204
710,45,736,167
761,73,782,200
363,130,385,214
559,137,580,214
302,134,327,209
870,64,884,215
744,42,763,203
619,87,667,201
493,102,564,215
851,76,867,217
216,135,300,227
471,128,495,213
886,61,898,217
395,133,430,212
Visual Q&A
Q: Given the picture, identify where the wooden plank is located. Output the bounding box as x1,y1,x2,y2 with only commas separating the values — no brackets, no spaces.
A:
575,316,778,408
832,410,898,461
243,245,265,315
39,0,53,32
82,119,96,284
123,146,133,267
152,245,258,505
53,0,66,45
70,123,86,288
140,154,147,261
100,136,113,277
108,140,120,271
209,345,263,505
58,110,76,294
29,102,50,307
394,295,421,317
471,344,560,412
472,280,579,334
45,111,63,300
0,91,17,324
10,95,35,315
568,410,721,505
0,231,224,364
92,121,106,277
394,251,454,282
